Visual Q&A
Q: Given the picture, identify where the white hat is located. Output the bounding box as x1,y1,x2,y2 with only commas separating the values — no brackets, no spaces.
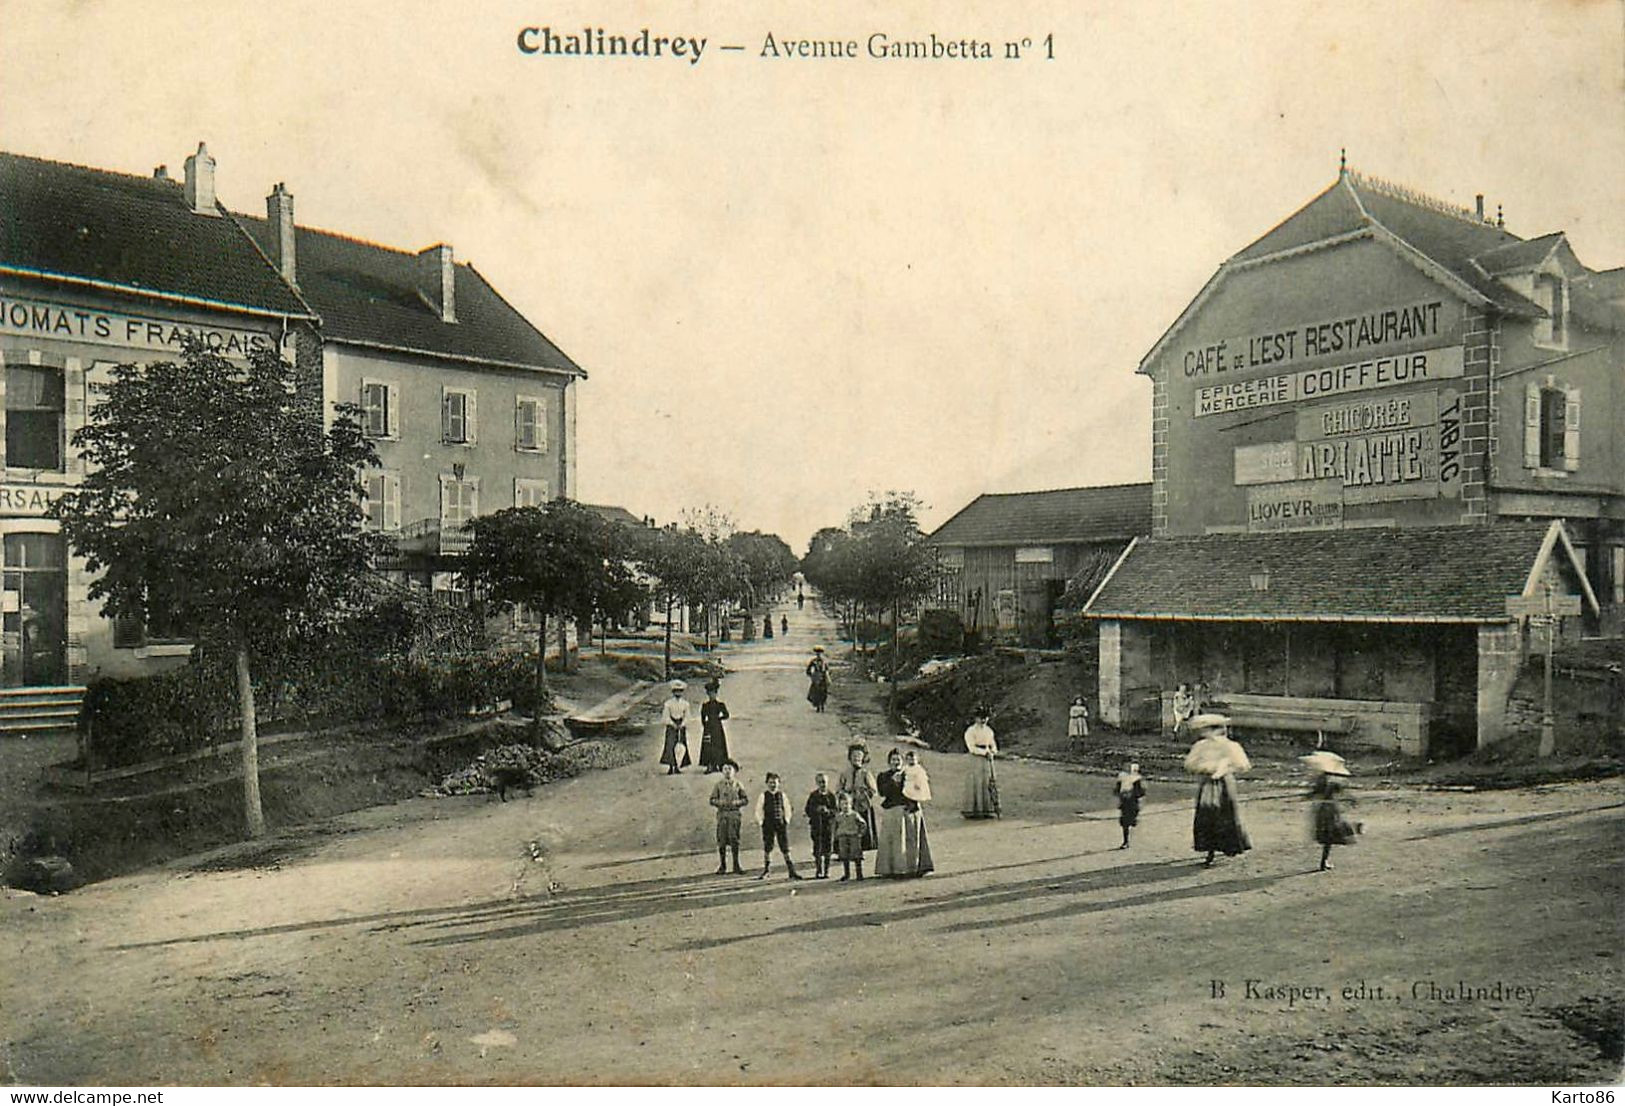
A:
669,679,687,692
1186,713,1230,732
1300,751,1351,776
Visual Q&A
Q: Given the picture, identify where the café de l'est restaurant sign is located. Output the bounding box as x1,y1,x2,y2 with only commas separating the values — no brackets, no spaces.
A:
0,293,277,359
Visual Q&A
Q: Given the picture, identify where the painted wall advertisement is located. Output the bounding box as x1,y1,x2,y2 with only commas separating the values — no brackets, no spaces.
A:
1234,388,1463,528
1246,479,1343,532
0,293,278,358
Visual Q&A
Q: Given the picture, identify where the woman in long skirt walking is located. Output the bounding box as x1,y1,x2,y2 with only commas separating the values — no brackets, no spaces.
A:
805,646,830,713
1184,714,1252,866
697,678,731,772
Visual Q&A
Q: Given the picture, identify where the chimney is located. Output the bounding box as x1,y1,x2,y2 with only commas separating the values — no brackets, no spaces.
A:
416,243,456,323
182,142,218,216
266,182,297,285
1496,204,1505,229
1475,194,1485,221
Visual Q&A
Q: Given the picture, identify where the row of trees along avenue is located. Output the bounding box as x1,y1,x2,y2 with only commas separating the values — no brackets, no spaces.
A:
51,341,796,840
799,492,940,704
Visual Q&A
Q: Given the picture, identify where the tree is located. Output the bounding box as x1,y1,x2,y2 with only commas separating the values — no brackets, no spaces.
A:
631,525,709,678
462,499,638,706
51,341,387,839
728,530,798,610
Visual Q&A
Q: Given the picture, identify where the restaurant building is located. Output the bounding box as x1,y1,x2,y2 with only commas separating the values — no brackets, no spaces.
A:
1085,167,1622,754
0,144,584,722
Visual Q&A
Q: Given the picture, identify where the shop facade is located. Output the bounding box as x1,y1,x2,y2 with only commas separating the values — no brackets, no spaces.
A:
1086,169,1621,752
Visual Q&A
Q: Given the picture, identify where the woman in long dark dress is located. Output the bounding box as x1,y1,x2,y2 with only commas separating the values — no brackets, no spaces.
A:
1302,751,1359,871
875,749,934,878
805,646,830,712
763,614,774,639
1184,714,1252,867
698,679,731,773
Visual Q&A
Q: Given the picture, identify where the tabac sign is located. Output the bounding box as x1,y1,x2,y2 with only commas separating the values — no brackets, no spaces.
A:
0,294,277,359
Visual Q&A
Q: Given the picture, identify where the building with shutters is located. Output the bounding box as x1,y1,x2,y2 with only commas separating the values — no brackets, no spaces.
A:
0,144,585,714
1084,166,1622,754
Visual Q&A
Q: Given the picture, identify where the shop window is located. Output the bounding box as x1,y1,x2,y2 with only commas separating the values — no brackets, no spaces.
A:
514,477,549,509
1524,381,1581,473
515,396,546,452
360,380,398,439
1535,273,1568,348
363,470,402,532
6,365,65,471
442,388,476,445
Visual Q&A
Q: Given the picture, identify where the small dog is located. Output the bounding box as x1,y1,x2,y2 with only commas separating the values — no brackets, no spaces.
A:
488,765,533,802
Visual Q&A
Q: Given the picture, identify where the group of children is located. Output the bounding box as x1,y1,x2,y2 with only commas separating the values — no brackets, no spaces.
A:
708,765,870,880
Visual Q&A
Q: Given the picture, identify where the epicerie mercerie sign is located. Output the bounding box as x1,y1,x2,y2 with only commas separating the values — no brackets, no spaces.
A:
1234,388,1463,503
0,294,277,358
1196,345,1463,418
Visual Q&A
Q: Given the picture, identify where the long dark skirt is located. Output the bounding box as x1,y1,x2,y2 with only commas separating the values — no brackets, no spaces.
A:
1193,775,1251,856
659,724,691,769
698,726,730,770
1119,797,1142,828
1313,799,1359,846
807,677,829,710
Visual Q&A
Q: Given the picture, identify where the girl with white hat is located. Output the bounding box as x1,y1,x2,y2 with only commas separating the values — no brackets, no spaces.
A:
1301,751,1360,871
659,680,692,775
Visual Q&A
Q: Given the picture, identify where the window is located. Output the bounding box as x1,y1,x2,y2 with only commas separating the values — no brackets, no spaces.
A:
514,477,550,508
362,470,402,532
1535,273,1568,347
6,365,65,471
1015,547,1054,564
515,396,546,452
1524,380,1581,473
360,380,397,439
442,388,476,445
440,476,478,528
431,571,469,609
111,580,192,648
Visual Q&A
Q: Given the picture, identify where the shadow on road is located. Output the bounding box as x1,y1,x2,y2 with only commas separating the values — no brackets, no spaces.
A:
1401,802,1623,842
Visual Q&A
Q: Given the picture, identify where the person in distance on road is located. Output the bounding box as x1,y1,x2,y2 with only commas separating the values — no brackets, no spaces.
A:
1114,761,1145,850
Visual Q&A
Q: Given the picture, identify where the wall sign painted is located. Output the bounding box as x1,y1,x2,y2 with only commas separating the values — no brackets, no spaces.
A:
1196,346,1463,417
0,294,276,358
1182,300,1447,378
0,484,68,516
1246,480,1344,532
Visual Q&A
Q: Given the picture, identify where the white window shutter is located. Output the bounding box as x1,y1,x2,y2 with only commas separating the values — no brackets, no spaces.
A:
386,385,397,438
362,473,379,529
466,391,477,444
385,473,402,531
535,396,548,452
1523,383,1541,468
515,400,526,451
439,476,452,525
1563,387,1581,471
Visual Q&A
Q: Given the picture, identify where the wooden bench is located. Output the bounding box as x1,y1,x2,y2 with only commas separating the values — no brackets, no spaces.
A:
1210,698,1355,737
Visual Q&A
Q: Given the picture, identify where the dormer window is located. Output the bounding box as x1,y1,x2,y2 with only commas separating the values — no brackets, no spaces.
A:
1535,272,1568,348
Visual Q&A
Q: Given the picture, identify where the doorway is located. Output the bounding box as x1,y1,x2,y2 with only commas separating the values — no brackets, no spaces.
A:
3,532,68,687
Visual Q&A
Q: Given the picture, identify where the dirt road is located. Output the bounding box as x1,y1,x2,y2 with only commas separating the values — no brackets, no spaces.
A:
2,600,1620,1085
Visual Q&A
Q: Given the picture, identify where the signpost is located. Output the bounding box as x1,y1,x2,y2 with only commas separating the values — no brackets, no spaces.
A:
1505,586,1584,756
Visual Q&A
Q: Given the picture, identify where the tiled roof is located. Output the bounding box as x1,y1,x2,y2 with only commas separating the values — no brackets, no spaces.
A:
238,216,584,375
586,504,646,527
1084,522,1560,622
0,150,310,317
1474,233,1564,276
928,483,1151,547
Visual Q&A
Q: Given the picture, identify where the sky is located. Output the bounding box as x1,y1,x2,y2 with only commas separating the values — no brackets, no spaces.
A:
3,0,1621,551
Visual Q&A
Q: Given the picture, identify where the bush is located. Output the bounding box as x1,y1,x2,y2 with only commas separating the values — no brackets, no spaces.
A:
79,647,549,771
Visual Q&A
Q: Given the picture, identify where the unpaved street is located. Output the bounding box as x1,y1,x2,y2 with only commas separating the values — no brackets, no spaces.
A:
3,602,1620,1085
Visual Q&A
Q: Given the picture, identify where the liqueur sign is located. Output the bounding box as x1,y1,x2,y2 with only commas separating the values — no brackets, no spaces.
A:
1196,346,1463,417
1246,480,1343,533
0,294,277,358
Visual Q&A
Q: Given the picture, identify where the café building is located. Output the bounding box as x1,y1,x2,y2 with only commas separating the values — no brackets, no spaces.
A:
1085,167,1622,754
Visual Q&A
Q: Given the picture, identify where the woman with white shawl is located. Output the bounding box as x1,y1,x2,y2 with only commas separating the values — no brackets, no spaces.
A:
1184,714,1252,867
658,680,692,775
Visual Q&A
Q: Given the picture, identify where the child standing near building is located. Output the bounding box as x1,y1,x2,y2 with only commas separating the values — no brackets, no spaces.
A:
755,772,803,881
832,792,867,881
708,761,748,874
805,772,838,879
1113,761,1145,849
1068,696,1090,740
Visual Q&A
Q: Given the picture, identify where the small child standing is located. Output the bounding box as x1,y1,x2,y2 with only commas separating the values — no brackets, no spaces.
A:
805,772,838,879
708,762,748,874
755,772,803,881
1068,696,1090,740
832,792,867,881
1113,761,1145,849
